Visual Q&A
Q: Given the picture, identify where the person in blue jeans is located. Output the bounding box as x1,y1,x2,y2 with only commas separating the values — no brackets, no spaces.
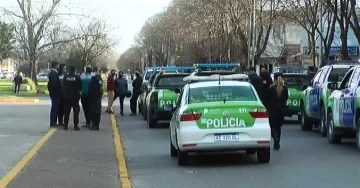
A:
47,61,62,127
114,71,128,116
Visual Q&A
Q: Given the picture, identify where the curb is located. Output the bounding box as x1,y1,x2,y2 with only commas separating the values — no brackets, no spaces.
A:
0,98,39,103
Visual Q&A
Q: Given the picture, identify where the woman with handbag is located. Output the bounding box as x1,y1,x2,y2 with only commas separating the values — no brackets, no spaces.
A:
266,72,288,150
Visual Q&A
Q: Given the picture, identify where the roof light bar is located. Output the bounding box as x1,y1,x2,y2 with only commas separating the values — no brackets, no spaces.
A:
183,74,248,82
193,63,239,68
324,60,360,65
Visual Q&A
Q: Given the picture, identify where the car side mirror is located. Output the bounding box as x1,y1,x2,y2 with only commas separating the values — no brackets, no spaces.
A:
175,88,181,94
327,82,337,90
163,104,175,112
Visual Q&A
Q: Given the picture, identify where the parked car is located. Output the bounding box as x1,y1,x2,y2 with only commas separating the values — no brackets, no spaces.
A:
37,73,49,81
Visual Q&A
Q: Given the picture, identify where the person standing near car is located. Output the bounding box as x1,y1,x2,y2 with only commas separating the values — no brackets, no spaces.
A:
106,69,116,114
88,67,103,130
130,71,142,115
13,71,23,93
57,64,67,126
114,71,128,116
260,67,273,107
80,65,93,127
47,61,61,127
63,65,82,131
248,67,263,101
267,73,288,150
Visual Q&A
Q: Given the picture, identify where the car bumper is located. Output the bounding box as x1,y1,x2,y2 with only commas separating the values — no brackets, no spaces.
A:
176,118,271,152
152,108,173,120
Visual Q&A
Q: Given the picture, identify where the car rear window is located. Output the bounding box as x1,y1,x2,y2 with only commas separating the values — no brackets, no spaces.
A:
189,85,257,103
282,75,307,88
327,68,349,83
145,71,154,80
157,76,187,88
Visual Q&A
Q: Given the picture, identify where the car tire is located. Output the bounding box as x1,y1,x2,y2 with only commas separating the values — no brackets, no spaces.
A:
257,147,270,163
170,139,177,157
356,118,360,151
147,107,157,128
246,149,256,154
327,112,342,144
300,105,313,131
178,150,189,166
320,107,327,137
138,102,142,113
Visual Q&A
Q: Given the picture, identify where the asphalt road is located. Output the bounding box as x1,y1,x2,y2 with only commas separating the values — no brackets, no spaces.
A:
117,110,360,188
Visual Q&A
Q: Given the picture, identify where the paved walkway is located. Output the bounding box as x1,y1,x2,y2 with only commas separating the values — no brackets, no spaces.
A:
6,112,120,188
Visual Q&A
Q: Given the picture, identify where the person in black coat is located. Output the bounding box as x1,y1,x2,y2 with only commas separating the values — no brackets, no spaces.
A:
266,72,288,150
13,72,23,93
47,61,62,127
248,67,263,101
260,68,273,107
130,71,143,115
57,64,67,126
63,65,82,131
88,67,103,130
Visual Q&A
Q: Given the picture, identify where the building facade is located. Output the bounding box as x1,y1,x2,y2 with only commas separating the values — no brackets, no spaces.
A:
0,58,17,72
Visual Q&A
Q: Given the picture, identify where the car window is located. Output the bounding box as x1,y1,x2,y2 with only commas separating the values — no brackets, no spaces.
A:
145,71,154,80
350,68,360,88
339,69,354,89
312,69,323,85
282,75,307,89
157,76,187,88
188,85,257,104
327,68,349,83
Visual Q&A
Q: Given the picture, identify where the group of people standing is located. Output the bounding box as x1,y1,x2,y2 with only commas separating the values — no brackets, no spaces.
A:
105,70,143,116
47,61,104,131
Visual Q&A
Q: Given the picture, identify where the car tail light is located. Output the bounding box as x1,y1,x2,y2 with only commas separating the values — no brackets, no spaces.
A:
180,111,202,121
249,108,268,118
150,92,158,103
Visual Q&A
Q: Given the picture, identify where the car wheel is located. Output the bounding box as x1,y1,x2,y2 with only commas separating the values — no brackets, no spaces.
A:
327,112,342,144
256,147,270,163
170,139,177,157
320,107,327,137
147,107,157,128
246,149,256,154
356,118,360,151
300,106,313,131
178,150,189,166
143,104,147,121
138,102,142,113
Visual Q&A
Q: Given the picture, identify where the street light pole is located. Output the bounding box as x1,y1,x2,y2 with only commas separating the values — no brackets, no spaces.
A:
318,4,323,67
251,0,257,68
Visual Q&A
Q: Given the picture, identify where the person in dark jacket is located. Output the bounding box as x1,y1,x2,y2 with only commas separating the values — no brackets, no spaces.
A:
267,73,288,150
88,67,103,130
47,61,62,127
57,64,67,126
80,65,93,127
260,68,273,107
114,71,128,116
63,65,82,131
248,67,263,101
130,71,143,115
13,72,23,93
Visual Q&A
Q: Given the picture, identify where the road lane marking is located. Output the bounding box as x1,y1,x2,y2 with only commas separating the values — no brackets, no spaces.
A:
110,114,132,188
0,128,57,188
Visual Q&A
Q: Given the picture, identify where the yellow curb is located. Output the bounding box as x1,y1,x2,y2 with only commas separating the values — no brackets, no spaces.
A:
110,114,132,188
0,128,57,187
0,98,39,103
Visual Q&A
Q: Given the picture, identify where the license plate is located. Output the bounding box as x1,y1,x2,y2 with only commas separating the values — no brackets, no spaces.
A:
214,133,239,141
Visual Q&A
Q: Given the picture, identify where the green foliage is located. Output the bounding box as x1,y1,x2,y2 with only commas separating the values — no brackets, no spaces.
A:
21,77,37,90
0,21,14,59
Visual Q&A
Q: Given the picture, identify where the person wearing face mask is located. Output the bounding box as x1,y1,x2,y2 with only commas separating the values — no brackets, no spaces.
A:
106,69,116,114
260,67,273,107
80,65,93,128
114,71,128,116
88,67,104,130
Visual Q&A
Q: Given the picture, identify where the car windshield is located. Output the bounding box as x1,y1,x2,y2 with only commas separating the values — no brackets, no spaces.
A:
327,68,349,83
157,76,187,88
145,71,154,80
282,75,307,89
188,85,257,104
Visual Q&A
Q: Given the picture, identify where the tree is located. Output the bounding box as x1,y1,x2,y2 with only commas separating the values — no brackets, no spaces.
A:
70,20,116,68
0,20,14,60
1,0,76,82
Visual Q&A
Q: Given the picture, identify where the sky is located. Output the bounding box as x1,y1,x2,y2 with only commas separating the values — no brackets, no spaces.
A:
2,0,172,55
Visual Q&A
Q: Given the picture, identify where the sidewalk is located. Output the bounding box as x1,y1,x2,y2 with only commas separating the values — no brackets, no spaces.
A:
6,113,120,188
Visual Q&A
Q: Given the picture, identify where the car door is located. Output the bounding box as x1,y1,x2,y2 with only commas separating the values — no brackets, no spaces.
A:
308,69,325,117
170,87,184,147
341,68,359,128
